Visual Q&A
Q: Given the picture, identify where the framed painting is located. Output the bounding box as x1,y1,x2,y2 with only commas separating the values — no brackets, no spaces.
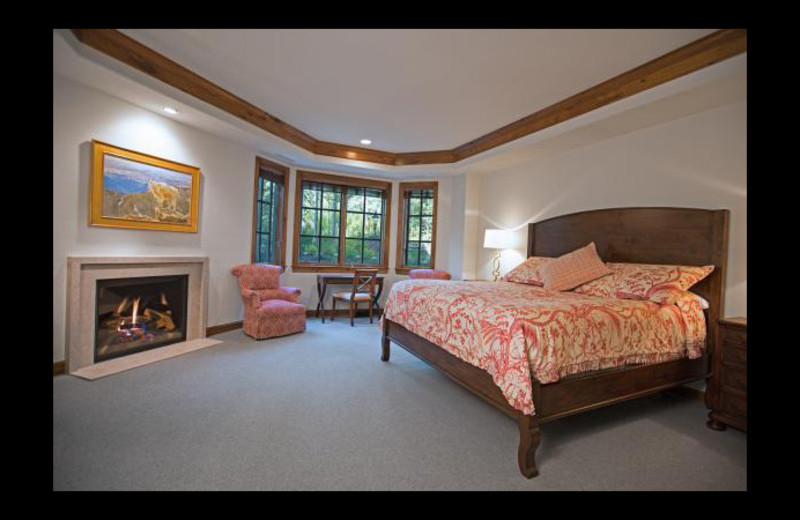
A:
89,140,200,232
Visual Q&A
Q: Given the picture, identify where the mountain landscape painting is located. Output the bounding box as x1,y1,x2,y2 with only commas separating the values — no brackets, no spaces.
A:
101,154,193,224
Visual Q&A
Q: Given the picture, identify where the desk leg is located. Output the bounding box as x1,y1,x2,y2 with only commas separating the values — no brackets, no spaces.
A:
319,281,328,323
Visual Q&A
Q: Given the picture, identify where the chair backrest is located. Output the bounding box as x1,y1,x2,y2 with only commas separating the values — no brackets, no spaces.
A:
408,269,451,280
231,264,281,291
351,269,379,299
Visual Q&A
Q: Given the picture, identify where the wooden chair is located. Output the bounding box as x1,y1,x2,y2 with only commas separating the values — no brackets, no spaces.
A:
331,269,379,326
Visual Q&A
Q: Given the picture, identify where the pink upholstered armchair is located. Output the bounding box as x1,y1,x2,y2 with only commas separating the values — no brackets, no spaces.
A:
231,264,306,340
408,269,452,280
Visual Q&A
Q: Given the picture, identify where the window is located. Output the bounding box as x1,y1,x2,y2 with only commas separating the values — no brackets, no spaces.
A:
396,182,438,274
251,157,288,266
293,170,391,272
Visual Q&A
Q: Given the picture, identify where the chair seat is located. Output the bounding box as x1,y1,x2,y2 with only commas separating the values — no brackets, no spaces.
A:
258,299,306,314
332,291,373,302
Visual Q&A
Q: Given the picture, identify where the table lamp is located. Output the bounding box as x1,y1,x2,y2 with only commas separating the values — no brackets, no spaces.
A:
483,229,513,281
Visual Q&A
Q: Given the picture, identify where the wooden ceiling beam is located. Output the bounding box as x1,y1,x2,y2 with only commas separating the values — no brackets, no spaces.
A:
313,140,397,166
69,29,747,167
452,29,748,161
70,29,319,152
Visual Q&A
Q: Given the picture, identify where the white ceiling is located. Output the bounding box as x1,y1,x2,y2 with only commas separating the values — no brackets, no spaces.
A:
117,29,716,153
54,29,746,180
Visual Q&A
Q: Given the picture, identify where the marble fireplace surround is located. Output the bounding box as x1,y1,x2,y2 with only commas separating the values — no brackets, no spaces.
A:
66,256,209,374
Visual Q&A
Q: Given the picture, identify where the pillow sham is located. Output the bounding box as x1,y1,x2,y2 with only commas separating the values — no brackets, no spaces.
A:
573,262,714,305
502,256,552,286
665,290,710,310
540,242,612,291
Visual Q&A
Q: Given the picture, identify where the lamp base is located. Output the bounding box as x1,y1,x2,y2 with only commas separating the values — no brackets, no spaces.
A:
491,252,501,282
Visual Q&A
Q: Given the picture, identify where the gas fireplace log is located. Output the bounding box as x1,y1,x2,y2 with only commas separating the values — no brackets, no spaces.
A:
146,301,171,313
143,308,176,331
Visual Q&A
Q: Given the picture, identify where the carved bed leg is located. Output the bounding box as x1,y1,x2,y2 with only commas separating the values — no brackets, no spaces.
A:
381,322,390,362
518,414,541,478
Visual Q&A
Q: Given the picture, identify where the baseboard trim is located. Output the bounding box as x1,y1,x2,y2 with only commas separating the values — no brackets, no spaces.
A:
206,321,243,336
306,309,383,318
53,360,65,376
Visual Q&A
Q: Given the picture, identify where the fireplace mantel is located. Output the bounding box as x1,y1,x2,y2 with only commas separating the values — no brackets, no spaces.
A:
66,256,209,374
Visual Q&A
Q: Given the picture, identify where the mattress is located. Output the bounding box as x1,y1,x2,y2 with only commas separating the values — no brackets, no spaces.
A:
381,280,707,415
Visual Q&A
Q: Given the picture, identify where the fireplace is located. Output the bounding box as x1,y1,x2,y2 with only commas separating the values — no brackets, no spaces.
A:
95,275,189,362
66,256,209,374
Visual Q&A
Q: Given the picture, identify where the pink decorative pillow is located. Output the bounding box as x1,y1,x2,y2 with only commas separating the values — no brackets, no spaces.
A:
540,243,612,291
569,264,622,298
573,262,714,306
502,256,552,286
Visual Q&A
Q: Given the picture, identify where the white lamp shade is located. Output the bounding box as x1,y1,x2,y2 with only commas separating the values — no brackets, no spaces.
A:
483,229,514,250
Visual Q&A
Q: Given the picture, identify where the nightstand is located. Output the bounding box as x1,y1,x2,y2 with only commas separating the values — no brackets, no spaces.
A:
707,317,747,432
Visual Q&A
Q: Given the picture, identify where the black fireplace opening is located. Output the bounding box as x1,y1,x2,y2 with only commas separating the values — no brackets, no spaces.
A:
95,274,189,362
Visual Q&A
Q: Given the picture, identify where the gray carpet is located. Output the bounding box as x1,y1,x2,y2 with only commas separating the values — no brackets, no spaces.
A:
53,319,747,491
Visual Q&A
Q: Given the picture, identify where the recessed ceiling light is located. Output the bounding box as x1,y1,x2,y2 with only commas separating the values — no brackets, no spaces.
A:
360,139,372,146
162,106,179,115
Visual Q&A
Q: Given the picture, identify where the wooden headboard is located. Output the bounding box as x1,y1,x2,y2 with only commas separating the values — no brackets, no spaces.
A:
527,207,729,348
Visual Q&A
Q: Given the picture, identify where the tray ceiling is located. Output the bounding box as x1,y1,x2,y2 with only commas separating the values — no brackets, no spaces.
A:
118,29,718,153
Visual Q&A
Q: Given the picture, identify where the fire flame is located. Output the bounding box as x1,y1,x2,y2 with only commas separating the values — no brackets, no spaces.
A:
114,296,129,316
160,292,168,306
132,297,140,325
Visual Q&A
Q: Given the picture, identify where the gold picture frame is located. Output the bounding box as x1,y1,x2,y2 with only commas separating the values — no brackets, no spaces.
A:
89,140,200,233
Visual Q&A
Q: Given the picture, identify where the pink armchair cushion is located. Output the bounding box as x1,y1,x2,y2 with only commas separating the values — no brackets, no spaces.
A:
231,264,301,304
231,263,306,340
258,299,305,314
408,269,452,280
258,287,301,303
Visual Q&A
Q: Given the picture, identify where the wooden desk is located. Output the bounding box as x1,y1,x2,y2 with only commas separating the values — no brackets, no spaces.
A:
315,274,384,319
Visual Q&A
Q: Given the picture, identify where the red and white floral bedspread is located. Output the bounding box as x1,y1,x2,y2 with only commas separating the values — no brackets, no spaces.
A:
381,280,706,416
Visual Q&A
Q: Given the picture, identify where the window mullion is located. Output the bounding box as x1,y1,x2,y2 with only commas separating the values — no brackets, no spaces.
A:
275,181,282,258
405,195,413,266
338,187,347,267
266,181,274,262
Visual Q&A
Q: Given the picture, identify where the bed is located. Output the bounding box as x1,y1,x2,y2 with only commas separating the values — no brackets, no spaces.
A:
380,207,729,478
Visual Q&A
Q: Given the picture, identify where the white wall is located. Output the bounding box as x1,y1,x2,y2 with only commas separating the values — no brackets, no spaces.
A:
53,74,457,362
470,99,747,317
54,74,251,362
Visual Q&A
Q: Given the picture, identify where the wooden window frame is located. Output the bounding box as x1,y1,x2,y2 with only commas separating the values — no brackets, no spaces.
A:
292,170,392,273
251,156,289,268
395,181,438,275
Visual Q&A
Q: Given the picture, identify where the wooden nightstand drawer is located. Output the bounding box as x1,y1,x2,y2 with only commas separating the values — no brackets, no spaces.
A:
721,367,747,393
721,392,747,419
722,342,747,367
708,317,747,432
722,327,746,345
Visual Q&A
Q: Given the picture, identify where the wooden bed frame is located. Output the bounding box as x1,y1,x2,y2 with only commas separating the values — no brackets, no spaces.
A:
380,207,729,478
